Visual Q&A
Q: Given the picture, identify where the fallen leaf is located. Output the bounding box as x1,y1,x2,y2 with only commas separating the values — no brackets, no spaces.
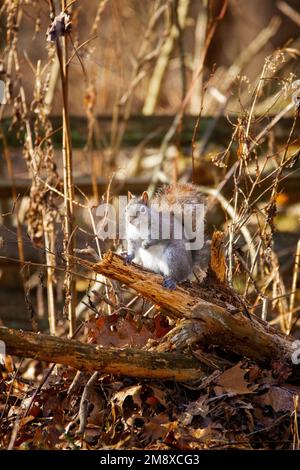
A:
87,314,154,348
112,385,143,410
142,413,171,443
216,362,258,395
254,386,300,413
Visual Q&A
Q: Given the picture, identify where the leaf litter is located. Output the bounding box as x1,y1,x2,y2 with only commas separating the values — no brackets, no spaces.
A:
0,311,299,450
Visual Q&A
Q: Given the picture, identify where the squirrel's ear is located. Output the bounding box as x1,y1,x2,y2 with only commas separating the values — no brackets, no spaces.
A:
141,191,149,205
127,191,134,200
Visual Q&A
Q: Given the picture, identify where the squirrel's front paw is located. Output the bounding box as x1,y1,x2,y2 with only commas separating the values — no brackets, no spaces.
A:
124,252,135,263
141,240,150,249
162,277,177,290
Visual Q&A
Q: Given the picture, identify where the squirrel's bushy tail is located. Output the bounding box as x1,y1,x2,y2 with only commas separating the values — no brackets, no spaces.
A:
153,183,210,278
153,183,207,253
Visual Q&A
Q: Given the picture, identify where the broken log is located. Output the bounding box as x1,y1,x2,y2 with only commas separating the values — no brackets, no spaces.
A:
75,252,296,373
0,326,207,382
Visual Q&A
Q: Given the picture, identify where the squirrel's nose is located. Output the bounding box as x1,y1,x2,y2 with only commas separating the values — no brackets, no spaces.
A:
129,215,136,223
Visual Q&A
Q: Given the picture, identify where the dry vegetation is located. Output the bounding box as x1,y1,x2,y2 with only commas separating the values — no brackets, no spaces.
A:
0,0,300,450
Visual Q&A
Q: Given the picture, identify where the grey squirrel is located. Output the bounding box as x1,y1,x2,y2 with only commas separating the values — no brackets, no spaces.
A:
124,183,210,290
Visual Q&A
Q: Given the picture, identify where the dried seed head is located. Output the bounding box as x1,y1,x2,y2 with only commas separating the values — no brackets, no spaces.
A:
46,12,71,42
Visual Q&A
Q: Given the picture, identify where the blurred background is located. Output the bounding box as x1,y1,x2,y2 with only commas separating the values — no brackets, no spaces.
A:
0,0,299,334
1,0,299,115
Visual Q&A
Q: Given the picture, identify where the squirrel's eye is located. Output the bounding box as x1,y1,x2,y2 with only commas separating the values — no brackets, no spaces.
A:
140,206,147,213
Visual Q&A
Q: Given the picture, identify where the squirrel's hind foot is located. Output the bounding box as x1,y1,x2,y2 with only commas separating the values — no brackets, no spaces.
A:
162,277,177,290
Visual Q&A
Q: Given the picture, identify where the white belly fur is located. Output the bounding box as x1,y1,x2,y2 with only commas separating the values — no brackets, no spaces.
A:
137,245,169,276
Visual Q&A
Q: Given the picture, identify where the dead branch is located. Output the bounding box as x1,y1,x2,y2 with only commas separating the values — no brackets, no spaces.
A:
76,252,296,371
0,326,207,382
